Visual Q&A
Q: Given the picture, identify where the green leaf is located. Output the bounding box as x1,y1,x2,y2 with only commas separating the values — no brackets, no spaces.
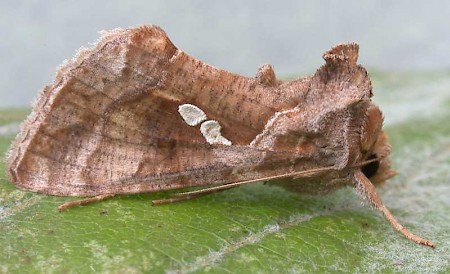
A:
1,71,449,273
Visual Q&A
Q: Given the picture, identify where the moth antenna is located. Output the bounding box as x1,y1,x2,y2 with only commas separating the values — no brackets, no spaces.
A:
151,189,229,205
151,195,201,206
151,166,334,205
351,155,384,168
353,170,435,248
58,193,116,212
172,166,335,198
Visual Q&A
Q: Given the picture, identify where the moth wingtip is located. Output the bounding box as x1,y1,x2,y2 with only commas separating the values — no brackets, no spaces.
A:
128,24,176,56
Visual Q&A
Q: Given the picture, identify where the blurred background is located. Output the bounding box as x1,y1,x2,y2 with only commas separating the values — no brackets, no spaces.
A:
1,0,450,107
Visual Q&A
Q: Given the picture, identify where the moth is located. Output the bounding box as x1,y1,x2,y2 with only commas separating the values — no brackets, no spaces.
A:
6,25,434,247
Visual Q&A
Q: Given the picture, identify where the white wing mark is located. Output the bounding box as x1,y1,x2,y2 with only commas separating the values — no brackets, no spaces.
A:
177,103,232,145
200,120,232,146
178,104,208,126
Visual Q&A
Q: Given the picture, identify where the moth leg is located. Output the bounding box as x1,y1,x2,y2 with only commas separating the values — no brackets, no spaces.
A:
353,170,435,248
58,193,116,212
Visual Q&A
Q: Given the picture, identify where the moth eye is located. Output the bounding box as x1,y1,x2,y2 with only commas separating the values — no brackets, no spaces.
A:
361,154,380,178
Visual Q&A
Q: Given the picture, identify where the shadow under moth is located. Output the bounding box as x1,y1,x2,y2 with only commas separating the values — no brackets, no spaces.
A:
6,25,434,247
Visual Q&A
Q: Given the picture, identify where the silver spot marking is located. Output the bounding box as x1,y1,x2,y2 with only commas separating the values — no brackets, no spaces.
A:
178,104,207,126
200,120,232,146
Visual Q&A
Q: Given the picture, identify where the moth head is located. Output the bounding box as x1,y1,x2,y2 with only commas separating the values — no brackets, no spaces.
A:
359,104,396,185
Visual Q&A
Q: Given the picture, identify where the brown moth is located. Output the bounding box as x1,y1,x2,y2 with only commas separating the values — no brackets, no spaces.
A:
6,25,434,247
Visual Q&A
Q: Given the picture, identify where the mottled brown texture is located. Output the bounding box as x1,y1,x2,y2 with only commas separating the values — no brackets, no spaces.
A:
6,25,432,247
